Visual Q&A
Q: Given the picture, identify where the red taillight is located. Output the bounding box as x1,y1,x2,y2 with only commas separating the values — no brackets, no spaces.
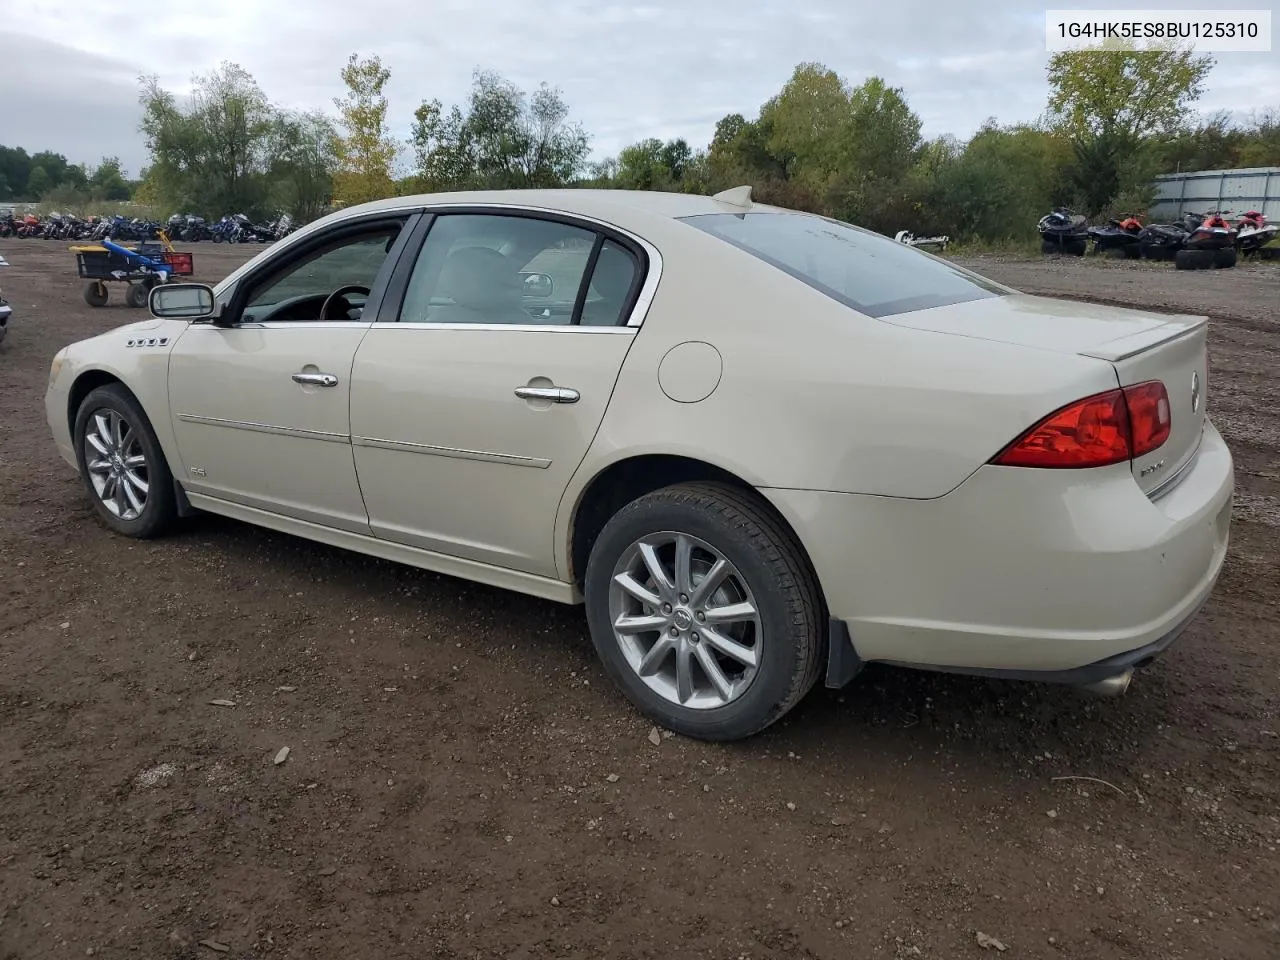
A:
992,381,1171,469
1123,381,1171,456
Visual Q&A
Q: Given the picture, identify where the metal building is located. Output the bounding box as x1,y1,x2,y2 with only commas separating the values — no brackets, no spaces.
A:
1149,166,1280,220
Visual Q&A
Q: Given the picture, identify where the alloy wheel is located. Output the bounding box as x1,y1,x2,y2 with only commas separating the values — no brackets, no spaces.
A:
84,409,150,521
608,532,762,709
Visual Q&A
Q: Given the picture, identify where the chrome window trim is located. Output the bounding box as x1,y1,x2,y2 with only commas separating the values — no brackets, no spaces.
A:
366,322,635,334
393,203,663,330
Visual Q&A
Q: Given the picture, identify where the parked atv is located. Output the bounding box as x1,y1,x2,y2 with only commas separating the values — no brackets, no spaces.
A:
1088,214,1144,258
1038,208,1088,255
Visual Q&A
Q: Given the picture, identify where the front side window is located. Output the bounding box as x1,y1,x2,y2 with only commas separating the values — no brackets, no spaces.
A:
680,212,1007,318
240,224,402,323
399,214,640,326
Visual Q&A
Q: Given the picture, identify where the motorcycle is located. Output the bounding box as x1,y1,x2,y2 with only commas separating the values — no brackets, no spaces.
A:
1037,208,1088,255
1087,214,1144,258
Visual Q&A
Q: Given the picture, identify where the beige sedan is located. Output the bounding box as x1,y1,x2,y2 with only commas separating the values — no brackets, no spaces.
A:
45,187,1233,740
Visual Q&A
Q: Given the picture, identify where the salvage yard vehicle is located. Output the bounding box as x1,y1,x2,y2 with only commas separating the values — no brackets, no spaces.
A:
44,186,1234,741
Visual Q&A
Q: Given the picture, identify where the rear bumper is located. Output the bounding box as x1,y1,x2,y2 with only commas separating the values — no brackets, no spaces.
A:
765,419,1234,679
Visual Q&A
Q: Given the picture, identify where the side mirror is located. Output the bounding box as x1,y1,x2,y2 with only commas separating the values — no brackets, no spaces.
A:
521,272,554,298
150,282,216,319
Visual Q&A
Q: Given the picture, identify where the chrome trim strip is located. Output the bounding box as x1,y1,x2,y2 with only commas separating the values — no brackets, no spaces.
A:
177,414,349,443
1147,430,1204,501
352,435,551,468
367,322,634,334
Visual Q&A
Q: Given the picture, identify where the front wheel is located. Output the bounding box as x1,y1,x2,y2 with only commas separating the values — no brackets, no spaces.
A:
584,482,824,741
73,385,177,538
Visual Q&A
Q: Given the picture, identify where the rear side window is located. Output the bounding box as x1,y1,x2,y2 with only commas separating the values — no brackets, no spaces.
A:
680,212,1006,318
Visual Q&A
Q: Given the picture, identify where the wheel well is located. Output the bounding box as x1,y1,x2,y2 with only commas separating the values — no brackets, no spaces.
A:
568,455,821,596
67,370,129,434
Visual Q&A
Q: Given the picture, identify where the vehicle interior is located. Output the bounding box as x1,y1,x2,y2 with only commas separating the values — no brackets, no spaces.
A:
235,223,404,325
400,214,639,326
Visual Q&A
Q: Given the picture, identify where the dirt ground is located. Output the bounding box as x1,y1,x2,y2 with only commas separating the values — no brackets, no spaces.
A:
1,239,1277,960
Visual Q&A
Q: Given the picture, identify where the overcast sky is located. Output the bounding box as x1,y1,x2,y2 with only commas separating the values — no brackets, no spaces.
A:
4,0,1277,178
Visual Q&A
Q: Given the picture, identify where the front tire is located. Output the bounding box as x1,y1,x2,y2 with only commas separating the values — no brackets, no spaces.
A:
584,482,824,741
73,385,177,538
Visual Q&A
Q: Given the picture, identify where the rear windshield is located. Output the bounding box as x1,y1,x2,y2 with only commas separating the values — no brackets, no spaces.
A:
680,212,1007,318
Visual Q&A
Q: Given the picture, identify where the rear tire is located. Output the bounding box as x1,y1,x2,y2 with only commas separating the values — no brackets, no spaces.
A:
583,482,824,741
73,384,178,539
1213,247,1238,268
83,281,108,307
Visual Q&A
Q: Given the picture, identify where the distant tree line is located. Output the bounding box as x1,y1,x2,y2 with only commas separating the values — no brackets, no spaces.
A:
19,45,1278,242
0,146,134,207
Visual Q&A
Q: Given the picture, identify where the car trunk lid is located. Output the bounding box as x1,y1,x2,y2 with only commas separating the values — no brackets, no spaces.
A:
883,294,1208,496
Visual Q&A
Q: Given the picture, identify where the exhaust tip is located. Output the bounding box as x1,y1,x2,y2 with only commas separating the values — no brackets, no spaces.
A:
1079,670,1134,698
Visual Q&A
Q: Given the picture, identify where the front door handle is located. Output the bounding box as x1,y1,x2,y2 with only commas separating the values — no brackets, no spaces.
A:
292,372,339,387
514,385,580,404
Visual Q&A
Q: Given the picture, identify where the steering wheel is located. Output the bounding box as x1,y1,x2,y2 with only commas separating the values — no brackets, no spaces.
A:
318,284,371,322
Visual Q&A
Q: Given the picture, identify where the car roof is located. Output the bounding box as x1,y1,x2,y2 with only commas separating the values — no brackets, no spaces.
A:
327,187,794,226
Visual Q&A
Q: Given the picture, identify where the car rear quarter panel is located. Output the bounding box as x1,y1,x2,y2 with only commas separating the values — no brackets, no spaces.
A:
577,222,1118,479
553,219,1122,575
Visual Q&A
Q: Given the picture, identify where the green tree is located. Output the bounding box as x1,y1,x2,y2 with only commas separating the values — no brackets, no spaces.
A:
0,146,32,200
1047,47,1214,213
1047,48,1214,143
332,53,398,205
89,156,132,201
1237,108,1280,167
270,111,337,220
29,150,73,189
612,137,694,190
26,164,51,199
139,62,276,216
411,70,589,191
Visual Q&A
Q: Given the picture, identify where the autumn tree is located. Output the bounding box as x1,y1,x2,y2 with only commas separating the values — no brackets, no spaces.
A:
411,70,589,190
332,53,398,205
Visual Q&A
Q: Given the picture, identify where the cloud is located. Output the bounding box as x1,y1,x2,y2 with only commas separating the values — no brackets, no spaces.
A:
3,0,1276,177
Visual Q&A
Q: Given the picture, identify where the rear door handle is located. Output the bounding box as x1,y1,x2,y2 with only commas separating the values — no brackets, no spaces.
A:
514,385,579,404
292,372,339,387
